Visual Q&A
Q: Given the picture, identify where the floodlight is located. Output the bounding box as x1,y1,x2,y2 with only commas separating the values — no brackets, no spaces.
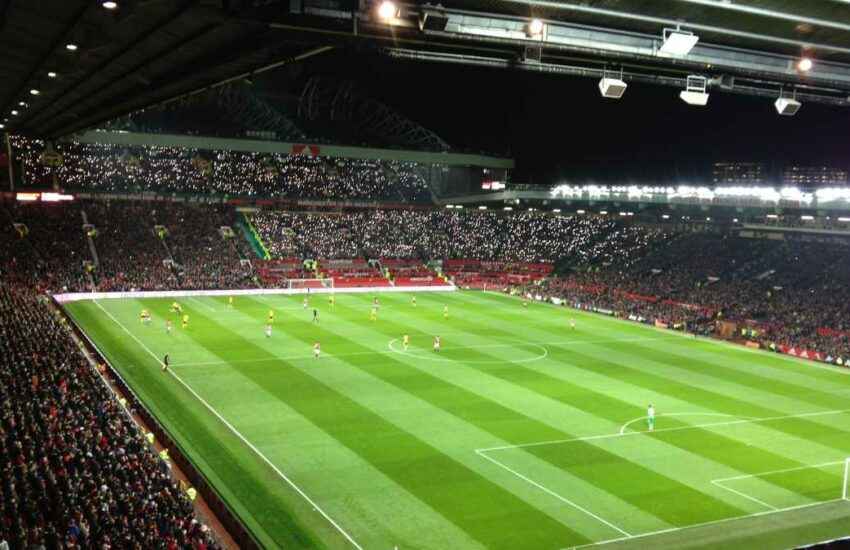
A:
527,18,544,37
30,89,40,96
478,206,487,210
377,1,397,21
599,77,627,99
102,1,118,9
10,110,18,115
47,72,57,78
659,28,699,56
66,43,78,51
680,75,709,106
0,124,4,129
798,57,813,72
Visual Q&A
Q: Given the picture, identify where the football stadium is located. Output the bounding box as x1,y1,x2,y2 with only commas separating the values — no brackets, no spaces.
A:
5,2,850,549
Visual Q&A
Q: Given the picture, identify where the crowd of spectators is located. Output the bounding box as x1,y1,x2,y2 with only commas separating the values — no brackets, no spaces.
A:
0,285,220,549
250,209,666,264
14,138,432,202
2,200,256,293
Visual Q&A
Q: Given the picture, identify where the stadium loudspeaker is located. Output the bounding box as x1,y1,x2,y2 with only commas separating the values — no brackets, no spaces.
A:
599,77,627,99
775,97,801,116
419,8,449,31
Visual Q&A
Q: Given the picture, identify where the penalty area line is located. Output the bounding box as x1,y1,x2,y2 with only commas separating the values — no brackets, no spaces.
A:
564,498,848,549
475,449,633,539
91,300,364,550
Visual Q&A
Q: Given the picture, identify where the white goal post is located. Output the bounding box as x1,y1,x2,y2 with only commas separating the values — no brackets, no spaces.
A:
843,458,850,501
286,278,334,291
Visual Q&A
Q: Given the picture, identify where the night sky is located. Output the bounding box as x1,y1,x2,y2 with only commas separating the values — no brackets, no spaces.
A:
294,51,850,184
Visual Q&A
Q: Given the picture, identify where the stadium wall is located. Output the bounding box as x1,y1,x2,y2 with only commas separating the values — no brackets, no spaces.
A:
53,284,456,303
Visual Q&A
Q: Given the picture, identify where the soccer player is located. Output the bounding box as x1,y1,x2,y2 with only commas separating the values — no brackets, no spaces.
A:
522,300,528,308
443,305,449,319
265,324,272,338
647,404,656,431
140,309,151,325
373,296,380,308
161,354,170,372
403,334,410,351
570,318,576,330
328,294,335,308
370,306,378,322
433,335,441,352
313,341,321,359
267,309,275,324
411,296,417,307
228,296,234,308
303,297,309,309
171,301,182,314
181,313,189,329
165,319,172,335
312,308,319,323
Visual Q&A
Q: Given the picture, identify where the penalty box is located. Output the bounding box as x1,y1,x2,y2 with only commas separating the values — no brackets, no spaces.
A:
476,411,850,540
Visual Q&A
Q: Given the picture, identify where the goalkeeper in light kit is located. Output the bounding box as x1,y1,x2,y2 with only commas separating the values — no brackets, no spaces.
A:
313,342,321,359
647,404,656,431
433,335,441,352
265,324,272,338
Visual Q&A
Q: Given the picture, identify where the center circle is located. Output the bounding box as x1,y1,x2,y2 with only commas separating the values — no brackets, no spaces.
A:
388,339,548,364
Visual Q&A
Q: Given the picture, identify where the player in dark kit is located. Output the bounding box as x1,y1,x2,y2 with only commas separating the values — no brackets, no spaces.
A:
313,309,319,323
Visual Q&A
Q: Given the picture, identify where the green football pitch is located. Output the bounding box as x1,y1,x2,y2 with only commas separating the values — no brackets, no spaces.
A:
63,290,850,550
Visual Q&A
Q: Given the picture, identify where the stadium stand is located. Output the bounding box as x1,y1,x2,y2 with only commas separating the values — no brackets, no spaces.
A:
0,284,220,549
13,138,432,202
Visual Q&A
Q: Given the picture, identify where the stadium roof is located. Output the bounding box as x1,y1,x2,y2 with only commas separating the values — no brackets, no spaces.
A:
4,1,850,139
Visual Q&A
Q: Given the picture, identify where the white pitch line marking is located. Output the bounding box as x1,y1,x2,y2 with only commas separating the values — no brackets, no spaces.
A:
564,498,848,549
476,449,633,538
710,479,778,511
712,461,845,484
476,407,850,453
92,300,364,550
618,412,758,435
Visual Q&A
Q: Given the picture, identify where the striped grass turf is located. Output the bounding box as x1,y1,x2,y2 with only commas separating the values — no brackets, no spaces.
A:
63,290,850,549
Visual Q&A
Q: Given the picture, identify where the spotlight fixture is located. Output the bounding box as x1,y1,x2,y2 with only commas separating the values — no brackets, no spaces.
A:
66,43,78,51
659,27,699,56
680,75,709,106
377,0,397,21
18,101,26,107
775,89,801,116
598,68,627,99
527,18,544,37
30,89,40,96
10,110,18,115
797,57,813,72
47,71,57,78
0,124,4,129
102,1,118,9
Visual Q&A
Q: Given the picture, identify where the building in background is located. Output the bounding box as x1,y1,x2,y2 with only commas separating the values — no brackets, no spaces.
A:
712,162,766,184
783,165,848,186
